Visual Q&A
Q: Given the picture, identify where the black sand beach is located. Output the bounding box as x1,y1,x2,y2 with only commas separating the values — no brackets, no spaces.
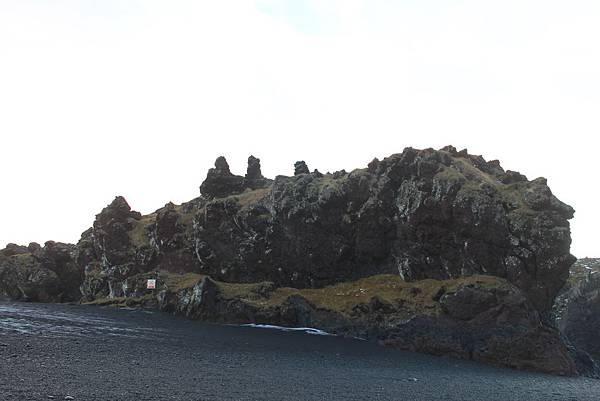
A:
0,302,598,401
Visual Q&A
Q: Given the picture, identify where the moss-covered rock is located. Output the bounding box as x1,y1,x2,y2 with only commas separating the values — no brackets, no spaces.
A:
0,242,81,302
87,272,576,376
79,147,575,313
1,146,580,376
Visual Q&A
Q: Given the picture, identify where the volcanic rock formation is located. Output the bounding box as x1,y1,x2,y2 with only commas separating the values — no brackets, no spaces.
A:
0,146,583,375
294,160,310,175
0,241,81,302
88,271,576,375
80,147,574,312
552,258,600,377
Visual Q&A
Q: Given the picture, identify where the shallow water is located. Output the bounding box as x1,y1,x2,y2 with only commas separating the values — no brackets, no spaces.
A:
0,302,599,401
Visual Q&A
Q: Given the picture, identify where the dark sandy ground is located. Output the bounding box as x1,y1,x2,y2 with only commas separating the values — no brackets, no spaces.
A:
0,302,599,401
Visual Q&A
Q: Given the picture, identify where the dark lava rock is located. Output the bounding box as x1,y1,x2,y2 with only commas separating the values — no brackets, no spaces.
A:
1,243,29,257
200,156,271,199
200,156,245,199
75,196,149,300
294,161,310,175
133,273,575,376
0,241,81,302
439,285,497,320
379,282,576,376
246,155,262,180
244,155,271,190
77,147,574,313
161,276,220,319
91,196,142,265
367,158,379,173
0,146,583,376
502,170,528,184
27,242,42,255
552,258,600,377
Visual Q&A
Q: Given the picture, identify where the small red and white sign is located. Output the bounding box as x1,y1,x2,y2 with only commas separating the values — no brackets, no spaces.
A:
147,279,156,290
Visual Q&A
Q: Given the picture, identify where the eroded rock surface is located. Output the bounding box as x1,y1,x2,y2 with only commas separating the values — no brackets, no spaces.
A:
294,161,310,175
199,156,272,199
552,258,600,377
78,147,574,313
90,272,576,376
0,241,81,302
245,155,271,190
199,156,245,199
0,146,582,375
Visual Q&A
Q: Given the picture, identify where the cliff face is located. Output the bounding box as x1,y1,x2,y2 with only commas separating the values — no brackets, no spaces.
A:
78,147,574,312
87,272,576,376
0,242,81,302
552,258,600,377
0,146,580,375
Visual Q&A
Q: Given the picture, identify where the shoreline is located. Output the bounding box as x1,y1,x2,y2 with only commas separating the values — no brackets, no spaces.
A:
1,301,599,401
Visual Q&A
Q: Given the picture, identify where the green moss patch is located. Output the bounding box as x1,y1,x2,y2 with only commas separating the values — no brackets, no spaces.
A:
223,188,270,208
128,214,156,248
1,252,38,269
243,274,508,317
85,270,510,317
435,158,534,216
160,272,204,292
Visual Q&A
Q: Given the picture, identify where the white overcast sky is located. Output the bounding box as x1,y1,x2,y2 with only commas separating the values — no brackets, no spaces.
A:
0,1,598,257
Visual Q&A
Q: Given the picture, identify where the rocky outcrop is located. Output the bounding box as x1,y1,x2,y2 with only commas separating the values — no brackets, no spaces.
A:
199,156,245,199
552,258,600,377
294,161,310,175
0,242,81,302
0,146,582,375
89,272,575,376
245,155,271,190
78,147,574,313
199,156,272,199
75,196,147,300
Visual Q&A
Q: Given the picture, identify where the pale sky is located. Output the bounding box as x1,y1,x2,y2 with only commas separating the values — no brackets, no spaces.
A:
0,1,598,257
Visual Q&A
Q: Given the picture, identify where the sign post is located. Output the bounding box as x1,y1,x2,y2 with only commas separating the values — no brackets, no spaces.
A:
147,279,156,290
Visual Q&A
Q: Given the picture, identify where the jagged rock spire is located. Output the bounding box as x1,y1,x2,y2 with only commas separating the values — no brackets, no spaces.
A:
246,155,263,180
200,156,272,198
214,156,231,174
95,196,141,226
200,156,244,199
294,161,309,175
